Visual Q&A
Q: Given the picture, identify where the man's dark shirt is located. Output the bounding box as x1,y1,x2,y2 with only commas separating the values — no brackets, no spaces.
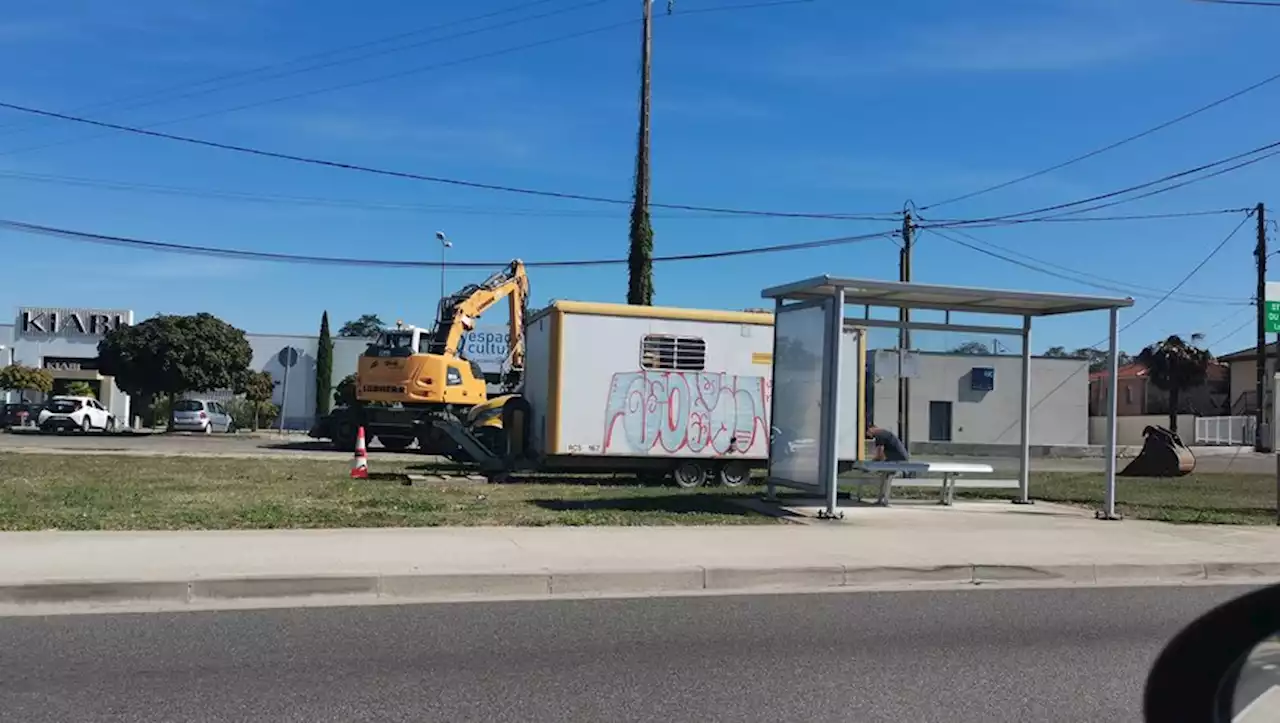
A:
872,429,909,461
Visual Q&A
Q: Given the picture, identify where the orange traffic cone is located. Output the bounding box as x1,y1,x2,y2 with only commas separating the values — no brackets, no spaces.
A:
350,426,369,479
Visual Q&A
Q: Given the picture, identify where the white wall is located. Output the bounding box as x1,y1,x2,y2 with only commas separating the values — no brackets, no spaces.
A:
1087,414,1197,446
557,312,774,459
871,352,1088,446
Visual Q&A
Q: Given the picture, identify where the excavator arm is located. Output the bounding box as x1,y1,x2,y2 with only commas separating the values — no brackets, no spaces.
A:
428,259,528,377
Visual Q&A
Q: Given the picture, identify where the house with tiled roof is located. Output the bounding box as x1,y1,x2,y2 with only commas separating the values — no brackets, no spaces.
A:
1088,360,1228,417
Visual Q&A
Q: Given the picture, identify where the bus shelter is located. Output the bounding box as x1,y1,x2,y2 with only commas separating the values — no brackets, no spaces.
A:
761,276,1135,520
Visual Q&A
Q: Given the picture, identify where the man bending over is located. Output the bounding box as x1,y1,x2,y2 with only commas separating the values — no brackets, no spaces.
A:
867,425,909,462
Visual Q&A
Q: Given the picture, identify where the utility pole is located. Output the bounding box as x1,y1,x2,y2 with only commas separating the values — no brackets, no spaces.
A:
627,0,655,305
898,211,913,446
1256,202,1267,452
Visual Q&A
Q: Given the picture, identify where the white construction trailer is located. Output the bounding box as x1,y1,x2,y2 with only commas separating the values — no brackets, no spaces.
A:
430,300,869,488
503,300,777,487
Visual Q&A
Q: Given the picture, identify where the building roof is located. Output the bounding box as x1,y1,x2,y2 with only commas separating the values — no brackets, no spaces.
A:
1219,342,1277,363
761,276,1135,317
530,300,774,326
1088,363,1148,382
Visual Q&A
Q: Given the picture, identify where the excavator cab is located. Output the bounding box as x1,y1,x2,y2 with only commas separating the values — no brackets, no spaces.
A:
357,325,487,407
354,260,529,412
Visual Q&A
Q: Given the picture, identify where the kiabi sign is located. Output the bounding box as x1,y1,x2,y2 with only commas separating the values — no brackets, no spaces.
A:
17,308,133,339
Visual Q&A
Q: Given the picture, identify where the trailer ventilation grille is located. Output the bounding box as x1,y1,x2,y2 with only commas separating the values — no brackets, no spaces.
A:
640,334,706,372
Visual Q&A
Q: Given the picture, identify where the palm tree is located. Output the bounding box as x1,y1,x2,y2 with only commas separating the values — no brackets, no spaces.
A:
1135,334,1214,435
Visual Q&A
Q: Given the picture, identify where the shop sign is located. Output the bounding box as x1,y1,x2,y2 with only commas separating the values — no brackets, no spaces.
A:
17,308,133,339
43,356,100,372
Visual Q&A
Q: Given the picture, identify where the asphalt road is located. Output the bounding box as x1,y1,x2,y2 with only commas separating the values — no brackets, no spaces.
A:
2,429,1276,473
0,585,1256,722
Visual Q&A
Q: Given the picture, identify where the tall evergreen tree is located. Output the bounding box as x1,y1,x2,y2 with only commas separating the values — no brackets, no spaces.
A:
316,311,333,418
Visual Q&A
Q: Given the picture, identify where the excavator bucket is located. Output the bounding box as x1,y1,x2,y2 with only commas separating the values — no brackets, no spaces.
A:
1119,425,1196,478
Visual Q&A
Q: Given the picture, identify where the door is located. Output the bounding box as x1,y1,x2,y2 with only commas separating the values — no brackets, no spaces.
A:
211,403,231,432
928,401,953,442
86,400,107,428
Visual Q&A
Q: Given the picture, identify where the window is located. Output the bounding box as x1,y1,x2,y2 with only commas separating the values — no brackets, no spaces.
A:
446,367,464,386
640,334,706,371
1124,387,1133,404
173,400,204,412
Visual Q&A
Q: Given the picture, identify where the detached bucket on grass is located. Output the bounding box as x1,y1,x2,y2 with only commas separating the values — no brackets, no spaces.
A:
1119,425,1196,478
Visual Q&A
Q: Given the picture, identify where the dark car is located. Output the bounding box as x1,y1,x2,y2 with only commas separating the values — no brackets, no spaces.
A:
0,402,43,429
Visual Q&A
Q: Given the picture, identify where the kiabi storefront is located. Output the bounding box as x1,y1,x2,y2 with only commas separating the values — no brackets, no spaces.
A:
0,307,134,420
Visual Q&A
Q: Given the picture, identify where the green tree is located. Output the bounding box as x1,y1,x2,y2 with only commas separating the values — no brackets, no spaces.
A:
338,314,385,338
0,364,53,401
627,206,654,305
63,381,96,398
316,311,333,418
1066,347,1133,372
1043,346,1070,357
1136,335,1214,435
949,341,990,355
236,370,276,431
97,313,253,432
334,373,357,408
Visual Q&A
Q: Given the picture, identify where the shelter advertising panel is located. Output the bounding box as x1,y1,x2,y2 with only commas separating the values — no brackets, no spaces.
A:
767,301,827,489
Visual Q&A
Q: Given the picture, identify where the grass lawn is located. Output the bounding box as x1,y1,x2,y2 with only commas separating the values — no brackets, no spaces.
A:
2,453,1276,530
887,472,1280,525
0,453,775,530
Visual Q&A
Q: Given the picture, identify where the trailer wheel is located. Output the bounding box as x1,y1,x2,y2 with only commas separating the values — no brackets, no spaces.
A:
672,461,707,489
716,461,750,488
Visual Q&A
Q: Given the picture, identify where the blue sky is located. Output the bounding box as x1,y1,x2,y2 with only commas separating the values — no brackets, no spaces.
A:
0,0,1275,356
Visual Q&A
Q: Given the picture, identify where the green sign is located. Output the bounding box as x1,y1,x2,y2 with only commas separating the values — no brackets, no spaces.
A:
1268,301,1280,334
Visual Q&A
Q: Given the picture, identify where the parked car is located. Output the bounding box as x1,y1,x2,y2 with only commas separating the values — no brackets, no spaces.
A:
170,399,234,434
0,402,43,429
37,396,116,433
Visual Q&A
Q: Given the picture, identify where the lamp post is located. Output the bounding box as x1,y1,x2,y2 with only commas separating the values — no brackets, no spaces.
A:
436,231,452,300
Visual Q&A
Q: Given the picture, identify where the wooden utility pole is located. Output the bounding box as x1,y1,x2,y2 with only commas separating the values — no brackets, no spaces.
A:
626,0,655,305
898,211,913,445
1257,202,1267,451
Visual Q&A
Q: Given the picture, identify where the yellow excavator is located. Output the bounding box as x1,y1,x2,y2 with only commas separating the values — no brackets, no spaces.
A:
340,260,528,452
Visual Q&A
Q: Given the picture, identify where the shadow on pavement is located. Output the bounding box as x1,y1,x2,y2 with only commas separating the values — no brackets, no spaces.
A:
532,494,760,517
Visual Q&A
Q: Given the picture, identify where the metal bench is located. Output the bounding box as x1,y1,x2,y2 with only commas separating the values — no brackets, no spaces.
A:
849,461,1010,506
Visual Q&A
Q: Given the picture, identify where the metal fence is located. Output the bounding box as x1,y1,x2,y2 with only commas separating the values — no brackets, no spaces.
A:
1194,416,1256,446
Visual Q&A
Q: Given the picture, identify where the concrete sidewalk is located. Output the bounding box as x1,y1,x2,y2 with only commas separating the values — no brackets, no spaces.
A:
4,501,1280,611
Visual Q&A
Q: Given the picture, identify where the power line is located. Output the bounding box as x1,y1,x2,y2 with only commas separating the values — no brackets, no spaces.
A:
0,168,847,219
920,208,1247,227
0,168,1252,227
0,99,895,220
0,216,899,268
0,0,583,139
1193,0,1280,6
926,138,1280,228
7,93,1266,226
922,68,1280,210
984,211,1255,440
1209,314,1258,348
922,224,1252,305
0,0,816,159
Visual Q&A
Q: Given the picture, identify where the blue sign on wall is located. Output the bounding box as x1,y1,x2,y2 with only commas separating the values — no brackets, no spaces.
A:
971,367,995,392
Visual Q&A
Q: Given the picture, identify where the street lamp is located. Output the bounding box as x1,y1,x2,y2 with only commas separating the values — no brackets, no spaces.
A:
436,231,453,301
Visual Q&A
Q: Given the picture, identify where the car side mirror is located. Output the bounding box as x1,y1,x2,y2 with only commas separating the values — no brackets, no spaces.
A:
1145,583,1280,722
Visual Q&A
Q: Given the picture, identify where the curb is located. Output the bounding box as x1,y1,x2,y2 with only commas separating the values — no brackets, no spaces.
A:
2,561,1279,608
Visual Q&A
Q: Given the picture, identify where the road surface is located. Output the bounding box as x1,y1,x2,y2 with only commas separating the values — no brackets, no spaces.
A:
3,429,1275,473
0,585,1256,722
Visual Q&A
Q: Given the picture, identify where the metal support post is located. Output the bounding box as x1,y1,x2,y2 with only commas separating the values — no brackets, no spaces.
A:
819,292,846,520
1014,315,1034,505
1098,307,1122,521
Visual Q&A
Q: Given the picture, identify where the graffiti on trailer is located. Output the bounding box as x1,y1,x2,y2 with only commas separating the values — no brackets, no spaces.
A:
602,370,771,455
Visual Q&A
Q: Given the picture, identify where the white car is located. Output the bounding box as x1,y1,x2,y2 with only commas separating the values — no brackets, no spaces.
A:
38,396,116,434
